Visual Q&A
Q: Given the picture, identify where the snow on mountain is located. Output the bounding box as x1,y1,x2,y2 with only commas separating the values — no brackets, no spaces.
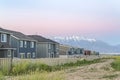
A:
50,36,120,53
54,36,96,42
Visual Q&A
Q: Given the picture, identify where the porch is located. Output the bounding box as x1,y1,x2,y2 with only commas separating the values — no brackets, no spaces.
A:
0,48,15,58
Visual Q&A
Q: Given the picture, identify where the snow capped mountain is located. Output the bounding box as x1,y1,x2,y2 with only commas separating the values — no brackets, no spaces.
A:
50,36,120,53
54,36,96,42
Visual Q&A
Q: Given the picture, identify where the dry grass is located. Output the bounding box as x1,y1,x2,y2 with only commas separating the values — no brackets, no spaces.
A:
65,58,120,80
13,58,81,66
8,71,65,80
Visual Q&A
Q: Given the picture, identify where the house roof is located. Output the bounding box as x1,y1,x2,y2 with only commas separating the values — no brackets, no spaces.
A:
28,35,59,44
0,28,36,41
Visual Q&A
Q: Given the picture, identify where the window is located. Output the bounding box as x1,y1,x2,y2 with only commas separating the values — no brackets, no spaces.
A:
27,53,31,58
1,34,7,42
7,50,11,58
31,42,34,48
20,53,25,59
20,41,23,47
32,52,36,58
24,41,27,48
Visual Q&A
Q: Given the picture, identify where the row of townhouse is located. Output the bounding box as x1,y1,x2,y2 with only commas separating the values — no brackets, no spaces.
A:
0,28,59,58
59,44,99,56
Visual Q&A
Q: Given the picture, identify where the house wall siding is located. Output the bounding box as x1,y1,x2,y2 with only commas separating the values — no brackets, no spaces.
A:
0,32,13,58
10,36,19,57
19,41,36,58
37,43,48,58
36,42,59,58
55,44,59,57
10,36,37,58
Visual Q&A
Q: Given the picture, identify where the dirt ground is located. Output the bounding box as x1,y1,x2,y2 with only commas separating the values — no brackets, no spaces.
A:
65,59,120,80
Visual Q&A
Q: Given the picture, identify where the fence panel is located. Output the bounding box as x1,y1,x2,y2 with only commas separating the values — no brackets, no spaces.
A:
0,58,12,74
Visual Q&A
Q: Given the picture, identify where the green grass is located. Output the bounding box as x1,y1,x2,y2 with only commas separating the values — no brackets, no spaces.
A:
111,56,120,71
0,71,4,80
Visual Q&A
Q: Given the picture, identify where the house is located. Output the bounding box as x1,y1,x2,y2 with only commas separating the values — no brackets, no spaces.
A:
84,50,91,55
68,47,84,55
28,35,59,58
0,29,15,58
59,44,72,55
68,47,75,55
66,47,84,58
0,28,37,59
91,51,99,56
75,48,84,54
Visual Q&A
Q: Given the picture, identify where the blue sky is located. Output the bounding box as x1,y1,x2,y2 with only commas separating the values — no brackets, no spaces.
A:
0,0,120,45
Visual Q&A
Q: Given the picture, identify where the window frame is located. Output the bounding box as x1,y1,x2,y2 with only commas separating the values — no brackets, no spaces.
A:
20,40,23,48
31,42,34,48
32,52,36,58
27,53,31,58
1,33,7,42
20,53,25,59
24,41,27,48
7,50,11,58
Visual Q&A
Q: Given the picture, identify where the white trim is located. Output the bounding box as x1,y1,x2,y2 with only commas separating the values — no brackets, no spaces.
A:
0,48,16,50
11,35,19,40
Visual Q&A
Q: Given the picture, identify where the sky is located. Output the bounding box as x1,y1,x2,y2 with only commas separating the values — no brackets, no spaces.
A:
0,0,120,45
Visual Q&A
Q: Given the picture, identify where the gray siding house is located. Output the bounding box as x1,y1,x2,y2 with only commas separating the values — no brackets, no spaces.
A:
68,47,84,55
0,28,15,58
28,35,59,58
0,28,37,59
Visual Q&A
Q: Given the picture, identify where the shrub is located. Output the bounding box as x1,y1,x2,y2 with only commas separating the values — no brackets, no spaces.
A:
12,61,30,75
111,56,120,71
0,71,4,80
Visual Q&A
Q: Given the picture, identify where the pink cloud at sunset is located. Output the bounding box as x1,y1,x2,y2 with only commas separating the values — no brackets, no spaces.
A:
0,0,120,45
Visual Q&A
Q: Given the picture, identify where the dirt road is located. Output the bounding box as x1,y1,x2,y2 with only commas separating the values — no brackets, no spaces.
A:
66,59,120,80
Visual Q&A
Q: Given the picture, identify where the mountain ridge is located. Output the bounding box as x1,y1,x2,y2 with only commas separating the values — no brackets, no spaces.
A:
50,36,120,53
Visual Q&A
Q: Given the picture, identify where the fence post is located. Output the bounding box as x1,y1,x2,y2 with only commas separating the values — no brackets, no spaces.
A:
10,50,13,73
